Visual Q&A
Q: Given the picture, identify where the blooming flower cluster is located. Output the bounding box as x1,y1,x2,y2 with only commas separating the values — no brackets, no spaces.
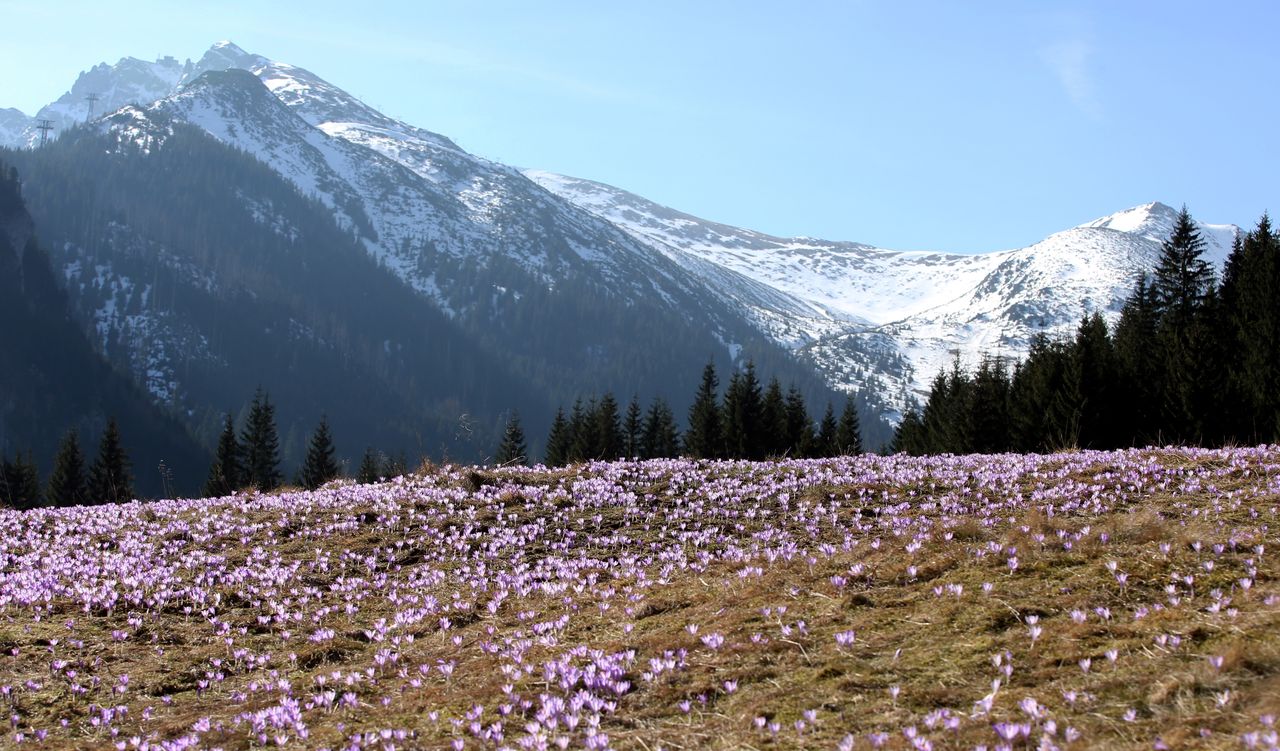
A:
0,446,1277,749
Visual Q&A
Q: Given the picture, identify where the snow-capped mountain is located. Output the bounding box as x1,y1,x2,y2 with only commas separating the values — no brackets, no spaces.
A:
525,171,1239,414
1,40,1238,436
2,42,854,456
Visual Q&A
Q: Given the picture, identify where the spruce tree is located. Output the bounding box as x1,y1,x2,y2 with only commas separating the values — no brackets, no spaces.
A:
685,361,723,459
203,412,243,497
13,451,41,509
761,377,788,457
892,410,927,455
356,447,382,484
544,408,573,467
815,402,838,458
2,451,43,510
495,411,528,466
835,395,864,456
594,393,623,460
641,398,681,459
722,361,763,459
967,357,1011,454
1220,215,1279,442
1,452,42,511
1150,207,1215,443
88,417,133,504
1071,313,1119,448
623,396,643,458
382,452,407,480
1112,275,1161,445
47,430,87,507
300,416,341,489
784,385,813,457
241,389,282,491
568,398,597,463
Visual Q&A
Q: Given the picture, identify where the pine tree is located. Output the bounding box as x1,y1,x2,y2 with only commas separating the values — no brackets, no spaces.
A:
784,385,813,457
356,447,382,484
595,393,623,460
544,408,573,467
1220,214,1280,442
1071,313,1119,448
241,389,282,491
722,361,763,459
47,430,87,507
641,398,681,459
815,402,838,458
835,395,864,456
203,412,243,497
495,411,528,466
685,361,723,459
1112,275,1160,445
623,396,643,458
300,416,341,489
1152,206,1214,321
967,357,1011,454
761,377,788,457
568,398,597,463
88,417,133,504
892,410,927,455
2,451,43,510
1150,207,1215,443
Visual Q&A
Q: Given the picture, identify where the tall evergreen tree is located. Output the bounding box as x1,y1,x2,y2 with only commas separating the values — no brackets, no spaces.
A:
1071,313,1120,448
623,396,643,458
203,412,243,497
1220,214,1280,442
594,393,623,460
967,357,1011,454
495,411,528,466
1152,206,1214,321
46,430,87,507
241,389,282,491
835,395,864,456
567,398,597,463
722,361,764,459
1,451,43,510
1149,207,1215,443
685,361,723,459
88,417,133,504
1112,275,1161,445
299,416,341,489
761,377,788,457
544,408,573,467
892,410,927,455
784,384,813,458
815,402,838,458
356,447,382,484
641,398,681,459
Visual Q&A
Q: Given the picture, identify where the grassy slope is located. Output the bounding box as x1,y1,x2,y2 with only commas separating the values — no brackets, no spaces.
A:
0,448,1277,750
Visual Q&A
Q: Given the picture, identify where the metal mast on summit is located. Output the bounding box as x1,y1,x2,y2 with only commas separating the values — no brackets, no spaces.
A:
36,119,54,147
85,93,100,122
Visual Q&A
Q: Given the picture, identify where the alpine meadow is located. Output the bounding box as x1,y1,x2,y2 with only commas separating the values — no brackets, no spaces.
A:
0,5,1277,750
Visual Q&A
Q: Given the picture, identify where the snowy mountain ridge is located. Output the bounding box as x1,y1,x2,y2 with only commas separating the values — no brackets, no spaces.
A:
524,172,1239,414
1,42,1241,425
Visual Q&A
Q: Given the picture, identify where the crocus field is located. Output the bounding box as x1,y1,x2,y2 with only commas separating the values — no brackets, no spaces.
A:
2,448,1279,750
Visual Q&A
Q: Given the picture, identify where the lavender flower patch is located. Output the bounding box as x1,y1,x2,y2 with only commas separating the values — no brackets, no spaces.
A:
1,447,1278,750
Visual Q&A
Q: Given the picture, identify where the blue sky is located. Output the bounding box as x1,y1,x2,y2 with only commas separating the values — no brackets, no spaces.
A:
1,0,1275,251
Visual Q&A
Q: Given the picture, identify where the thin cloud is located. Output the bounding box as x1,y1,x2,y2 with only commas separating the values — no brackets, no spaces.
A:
1041,38,1101,119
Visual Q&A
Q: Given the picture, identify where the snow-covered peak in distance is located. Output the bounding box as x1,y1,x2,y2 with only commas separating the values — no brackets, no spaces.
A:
528,170,1240,411
0,108,32,147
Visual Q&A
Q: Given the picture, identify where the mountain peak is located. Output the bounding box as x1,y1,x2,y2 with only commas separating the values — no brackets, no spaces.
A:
1077,201,1182,241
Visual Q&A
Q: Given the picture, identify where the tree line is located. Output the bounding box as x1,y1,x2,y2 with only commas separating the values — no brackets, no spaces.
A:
494,360,864,466
893,208,1279,454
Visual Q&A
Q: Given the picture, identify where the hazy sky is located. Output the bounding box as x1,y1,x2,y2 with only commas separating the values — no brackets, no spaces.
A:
1,0,1275,251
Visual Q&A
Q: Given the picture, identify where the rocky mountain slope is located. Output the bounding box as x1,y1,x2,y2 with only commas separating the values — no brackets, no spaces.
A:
526,172,1239,415
1,41,1240,437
